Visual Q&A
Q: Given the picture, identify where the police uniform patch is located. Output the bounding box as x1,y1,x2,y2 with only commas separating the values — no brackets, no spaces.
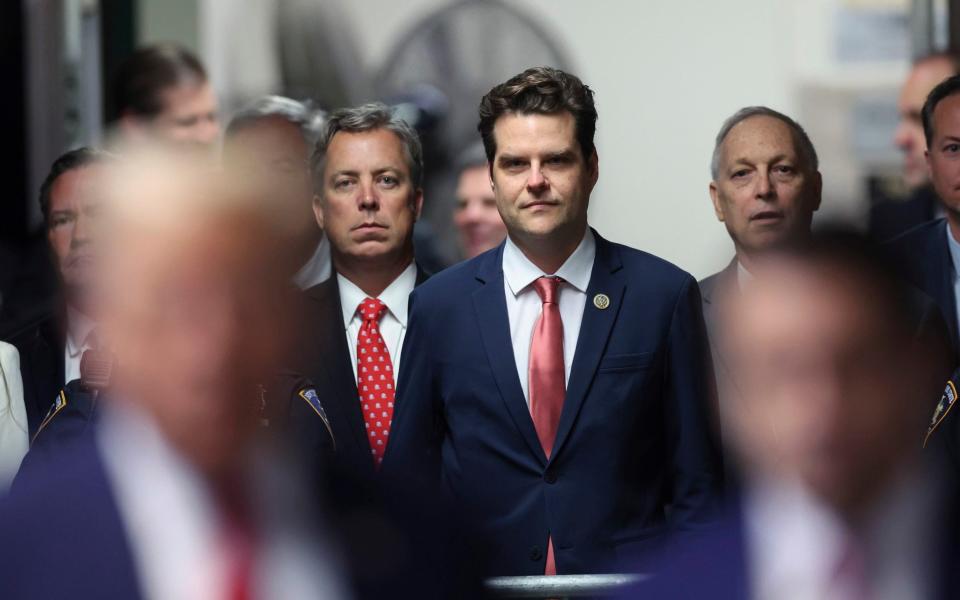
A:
924,380,958,447
32,390,67,445
299,387,336,451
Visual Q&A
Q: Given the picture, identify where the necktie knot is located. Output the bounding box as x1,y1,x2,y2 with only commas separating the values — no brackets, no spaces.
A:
533,276,562,305
359,298,387,323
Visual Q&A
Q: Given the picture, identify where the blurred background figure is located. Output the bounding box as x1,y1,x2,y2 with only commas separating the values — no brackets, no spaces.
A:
0,153,347,599
870,52,958,241
0,342,27,491
110,43,221,158
223,95,330,288
7,148,113,437
630,232,955,600
452,141,506,260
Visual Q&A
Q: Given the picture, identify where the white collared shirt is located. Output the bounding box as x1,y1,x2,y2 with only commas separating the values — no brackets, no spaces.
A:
292,236,332,290
64,307,97,384
502,228,596,405
744,474,935,600
338,262,417,385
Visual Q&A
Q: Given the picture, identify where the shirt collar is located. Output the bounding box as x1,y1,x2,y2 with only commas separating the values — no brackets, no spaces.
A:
65,306,98,358
502,227,596,297
292,236,332,290
337,261,418,329
736,260,754,289
947,224,960,279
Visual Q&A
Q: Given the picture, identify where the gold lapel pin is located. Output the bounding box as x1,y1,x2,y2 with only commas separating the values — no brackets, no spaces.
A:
593,293,610,310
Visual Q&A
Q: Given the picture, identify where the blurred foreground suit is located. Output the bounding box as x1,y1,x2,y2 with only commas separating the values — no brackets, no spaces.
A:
386,231,722,575
0,407,347,600
287,266,429,478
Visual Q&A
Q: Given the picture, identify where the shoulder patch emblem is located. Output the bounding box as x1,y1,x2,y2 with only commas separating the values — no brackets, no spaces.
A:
32,390,68,445
299,387,336,451
925,380,958,447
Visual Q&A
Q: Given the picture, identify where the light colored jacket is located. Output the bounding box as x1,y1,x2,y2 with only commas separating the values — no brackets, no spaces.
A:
0,341,28,491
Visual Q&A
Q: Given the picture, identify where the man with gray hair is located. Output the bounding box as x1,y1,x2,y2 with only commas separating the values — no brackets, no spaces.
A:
701,106,822,444
223,95,331,288
286,102,429,479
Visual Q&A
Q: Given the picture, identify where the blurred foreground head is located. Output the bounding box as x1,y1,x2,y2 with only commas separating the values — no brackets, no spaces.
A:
721,232,943,520
97,150,291,478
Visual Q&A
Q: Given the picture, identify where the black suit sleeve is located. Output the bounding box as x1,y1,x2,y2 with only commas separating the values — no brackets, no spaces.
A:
662,276,723,527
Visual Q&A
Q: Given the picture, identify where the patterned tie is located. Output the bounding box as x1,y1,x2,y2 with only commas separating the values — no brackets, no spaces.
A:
528,276,565,576
356,298,395,468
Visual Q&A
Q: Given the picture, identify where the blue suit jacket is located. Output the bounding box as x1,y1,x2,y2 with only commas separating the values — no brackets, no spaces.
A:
886,218,959,354
0,430,142,600
384,231,722,575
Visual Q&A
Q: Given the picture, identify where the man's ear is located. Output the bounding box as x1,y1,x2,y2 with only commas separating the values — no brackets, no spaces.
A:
312,193,325,231
926,148,933,179
709,181,726,222
412,189,424,221
811,171,823,213
588,150,599,188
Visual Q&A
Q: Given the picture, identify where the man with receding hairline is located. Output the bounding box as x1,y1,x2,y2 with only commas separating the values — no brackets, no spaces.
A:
700,106,822,444
386,66,721,576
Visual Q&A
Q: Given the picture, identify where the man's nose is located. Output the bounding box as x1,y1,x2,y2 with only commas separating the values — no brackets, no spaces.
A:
359,182,380,210
526,164,549,193
72,213,91,246
755,171,774,200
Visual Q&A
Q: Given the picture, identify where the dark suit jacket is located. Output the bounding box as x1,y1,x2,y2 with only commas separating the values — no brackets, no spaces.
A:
0,430,143,600
287,266,430,479
868,184,939,243
5,313,64,436
384,231,723,576
886,218,959,355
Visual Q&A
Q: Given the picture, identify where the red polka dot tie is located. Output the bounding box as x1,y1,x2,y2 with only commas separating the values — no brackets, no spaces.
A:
357,298,395,468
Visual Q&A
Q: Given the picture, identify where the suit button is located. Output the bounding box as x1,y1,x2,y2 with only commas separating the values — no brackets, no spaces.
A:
544,470,557,484
529,546,543,561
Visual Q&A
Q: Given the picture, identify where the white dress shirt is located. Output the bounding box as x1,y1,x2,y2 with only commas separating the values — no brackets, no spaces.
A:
64,307,97,384
744,474,935,600
502,228,596,404
98,405,348,600
338,262,417,385
292,236,332,290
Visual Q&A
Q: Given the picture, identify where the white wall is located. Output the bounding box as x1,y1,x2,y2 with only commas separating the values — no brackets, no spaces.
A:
194,0,909,278
334,0,797,278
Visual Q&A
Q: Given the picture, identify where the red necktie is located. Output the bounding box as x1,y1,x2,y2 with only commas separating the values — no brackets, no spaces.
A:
357,298,395,468
528,276,565,576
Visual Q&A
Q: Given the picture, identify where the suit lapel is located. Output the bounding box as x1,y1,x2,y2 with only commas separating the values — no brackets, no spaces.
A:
551,234,624,460
934,220,960,346
472,245,548,465
311,280,372,468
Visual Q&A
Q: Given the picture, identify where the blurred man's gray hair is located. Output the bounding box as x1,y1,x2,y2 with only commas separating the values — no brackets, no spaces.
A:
710,106,819,180
226,95,326,147
455,140,489,174
311,102,423,191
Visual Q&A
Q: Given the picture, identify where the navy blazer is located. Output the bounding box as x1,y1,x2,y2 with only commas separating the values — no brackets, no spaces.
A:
287,266,430,478
385,231,722,576
886,218,959,354
0,431,142,600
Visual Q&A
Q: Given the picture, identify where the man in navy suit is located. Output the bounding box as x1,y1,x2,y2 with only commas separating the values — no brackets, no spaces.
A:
887,74,960,356
285,103,430,478
385,67,722,576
